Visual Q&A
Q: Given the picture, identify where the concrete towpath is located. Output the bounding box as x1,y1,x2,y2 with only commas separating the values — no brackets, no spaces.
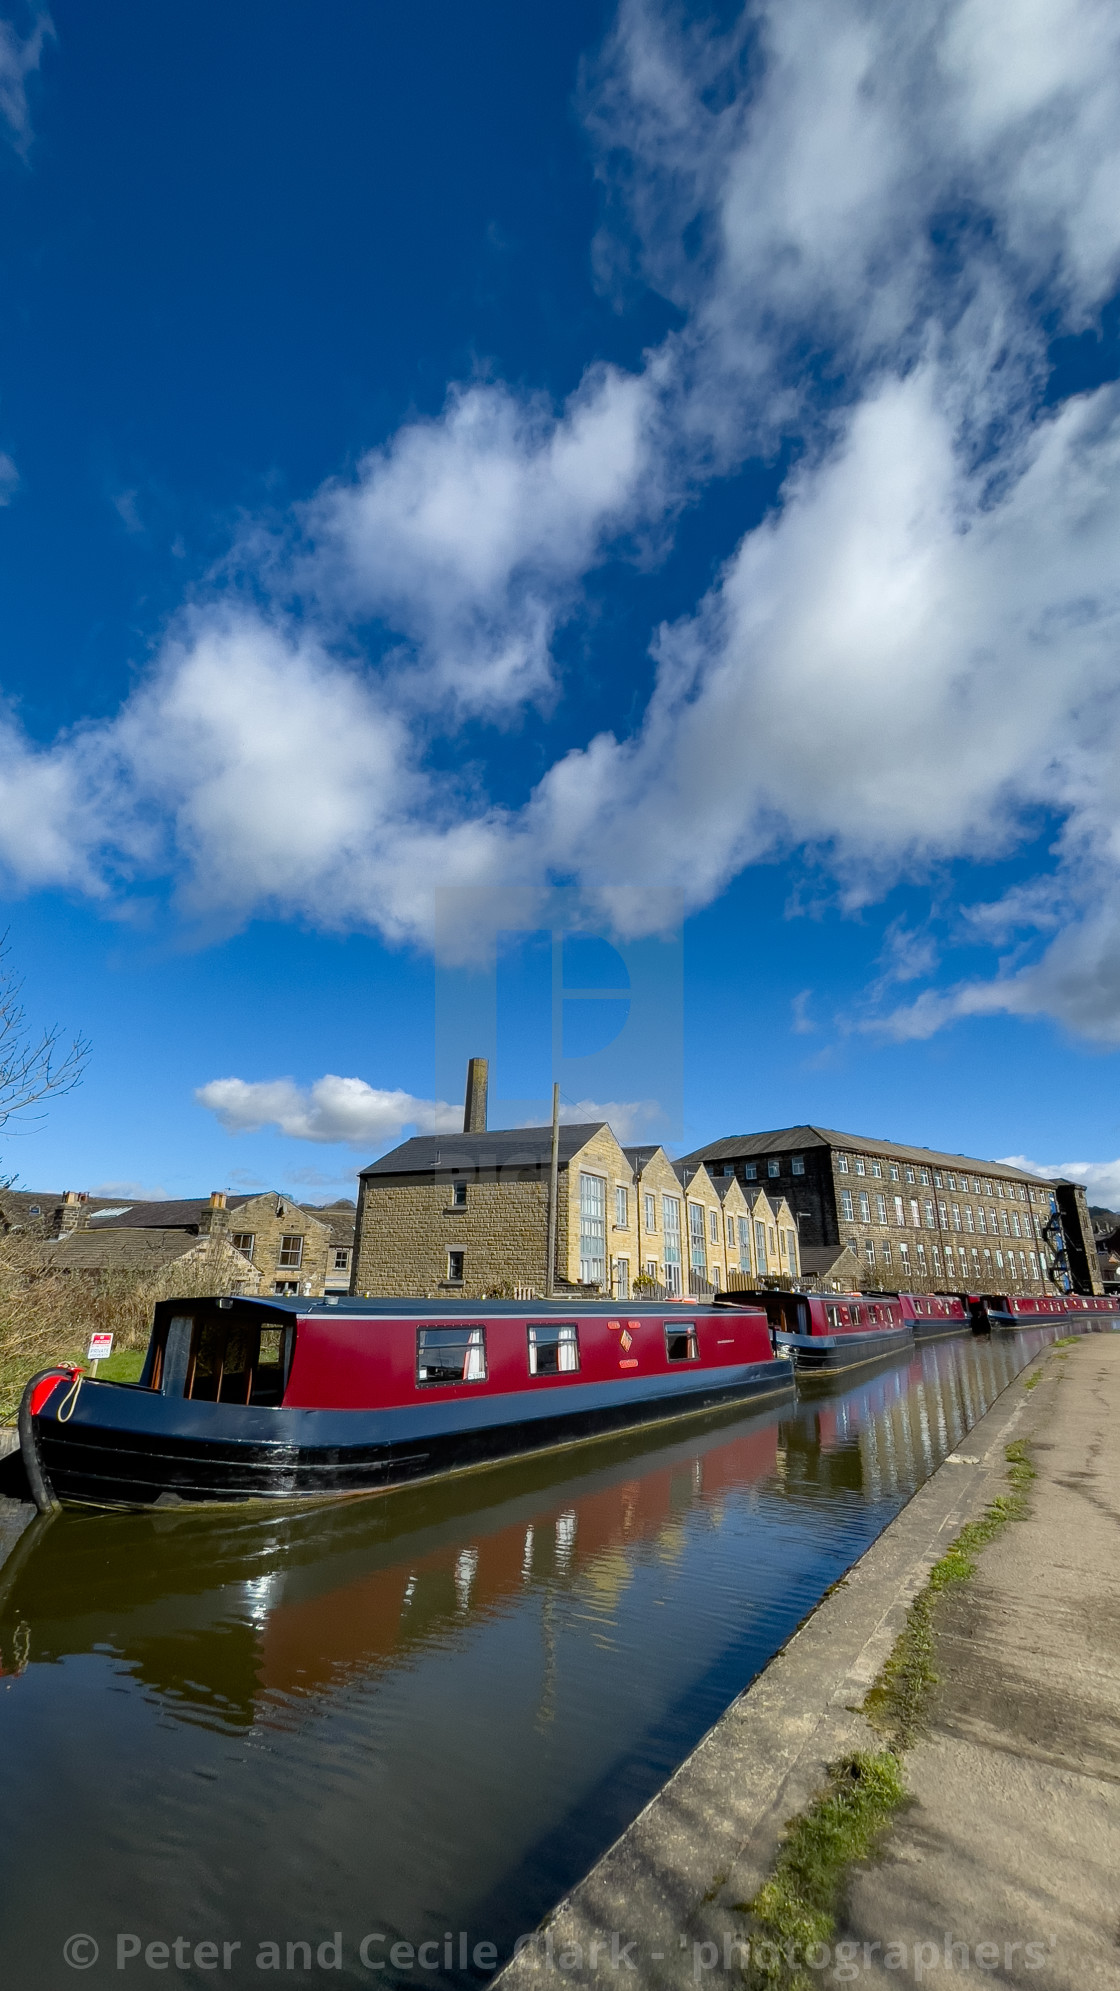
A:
495,1336,1120,1991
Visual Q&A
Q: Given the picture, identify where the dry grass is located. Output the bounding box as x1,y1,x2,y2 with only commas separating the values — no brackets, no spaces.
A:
0,1234,239,1422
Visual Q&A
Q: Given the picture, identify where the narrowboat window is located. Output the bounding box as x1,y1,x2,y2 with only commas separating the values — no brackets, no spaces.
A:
528,1322,579,1375
416,1326,486,1385
826,1304,840,1328
665,1321,698,1362
452,1181,468,1209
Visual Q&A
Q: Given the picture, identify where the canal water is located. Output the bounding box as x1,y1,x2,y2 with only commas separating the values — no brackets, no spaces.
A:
0,1330,1055,1988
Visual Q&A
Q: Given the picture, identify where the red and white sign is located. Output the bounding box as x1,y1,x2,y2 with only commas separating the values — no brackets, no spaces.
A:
87,1332,113,1363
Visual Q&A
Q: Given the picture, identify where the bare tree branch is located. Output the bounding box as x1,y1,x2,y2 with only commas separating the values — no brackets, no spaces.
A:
0,932,91,1136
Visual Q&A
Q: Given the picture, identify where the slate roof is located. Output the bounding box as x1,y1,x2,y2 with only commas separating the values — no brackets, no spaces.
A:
45,1229,225,1272
298,1201,356,1244
798,1242,861,1283
83,1196,256,1230
360,1126,609,1176
676,1124,1056,1186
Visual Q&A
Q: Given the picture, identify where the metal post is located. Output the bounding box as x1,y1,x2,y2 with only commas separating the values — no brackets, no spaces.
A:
546,1082,560,1298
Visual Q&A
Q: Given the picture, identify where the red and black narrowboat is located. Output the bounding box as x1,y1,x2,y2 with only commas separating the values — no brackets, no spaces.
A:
18,1294,794,1513
715,1291,913,1372
896,1293,970,1340
974,1292,1120,1331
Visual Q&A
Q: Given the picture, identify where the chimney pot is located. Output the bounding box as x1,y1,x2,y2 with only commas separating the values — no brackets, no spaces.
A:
209,1191,227,1209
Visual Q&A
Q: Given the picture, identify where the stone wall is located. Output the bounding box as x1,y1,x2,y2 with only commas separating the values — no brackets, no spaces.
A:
206,1193,333,1297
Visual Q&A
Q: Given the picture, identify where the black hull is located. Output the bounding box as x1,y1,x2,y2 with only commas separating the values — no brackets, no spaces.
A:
774,1325,914,1373
22,1360,794,1512
910,1319,972,1342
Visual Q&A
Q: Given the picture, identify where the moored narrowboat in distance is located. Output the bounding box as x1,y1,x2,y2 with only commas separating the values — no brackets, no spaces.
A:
19,1294,795,1514
716,1290,913,1372
973,1292,1120,1331
897,1293,970,1340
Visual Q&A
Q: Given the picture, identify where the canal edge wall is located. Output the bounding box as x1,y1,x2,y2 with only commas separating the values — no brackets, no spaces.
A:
494,1342,1052,1987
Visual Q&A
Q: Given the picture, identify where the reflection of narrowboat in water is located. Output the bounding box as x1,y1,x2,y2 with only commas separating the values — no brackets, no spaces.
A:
722,1291,913,1372
19,1296,793,1513
0,1406,783,1716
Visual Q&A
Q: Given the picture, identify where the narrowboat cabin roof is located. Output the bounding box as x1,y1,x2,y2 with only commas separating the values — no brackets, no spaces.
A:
152,1294,742,1322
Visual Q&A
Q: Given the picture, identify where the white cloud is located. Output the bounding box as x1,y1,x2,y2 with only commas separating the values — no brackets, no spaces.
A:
197,1074,666,1150
0,14,51,155
196,1076,464,1148
1000,1154,1120,1210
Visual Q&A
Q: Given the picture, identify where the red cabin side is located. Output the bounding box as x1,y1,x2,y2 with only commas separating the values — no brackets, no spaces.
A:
803,1296,903,1339
282,1307,773,1412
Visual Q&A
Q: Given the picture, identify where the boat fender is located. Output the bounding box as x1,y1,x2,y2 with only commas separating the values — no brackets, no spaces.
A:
17,1365,81,1515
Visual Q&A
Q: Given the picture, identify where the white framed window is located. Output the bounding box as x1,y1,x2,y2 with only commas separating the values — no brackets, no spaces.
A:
738,1215,751,1262
859,1191,871,1222
709,1208,719,1243
727,1214,736,1245
528,1322,580,1374
615,1185,629,1228
951,1204,962,1230
899,1241,911,1270
931,1245,942,1273
864,1239,876,1265
278,1234,304,1269
1010,1212,1022,1238
332,1247,349,1271
916,1241,927,1271
876,1193,888,1223
894,1196,905,1225
417,1325,485,1384
853,1155,865,1176
755,1219,767,1266
904,1165,915,1183
579,1173,607,1286
995,1249,1005,1270
612,1259,630,1300
666,1321,699,1362
882,1240,893,1268
836,1153,850,1173
840,1187,855,1221
889,1163,900,1182
452,1180,468,1209
870,1158,883,1178
964,1205,976,1232
983,1247,993,1275
744,1162,757,1180
644,1193,656,1231
768,1159,780,1178
919,1168,930,1186
933,1171,943,1188
1029,1251,1039,1278
924,1200,935,1226
909,1198,921,1226
662,1197,682,1294
232,1232,255,1260
791,1155,805,1175
971,1246,982,1276
689,1202,707,1271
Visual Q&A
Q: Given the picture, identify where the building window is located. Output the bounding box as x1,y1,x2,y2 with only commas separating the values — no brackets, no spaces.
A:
232,1232,255,1260
1029,1251,1039,1278
528,1322,579,1375
889,1163,900,1182
689,1202,707,1271
996,1180,1005,1198
933,1171,943,1188
744,1163,757,1180
791,1155,805,1175
666,1321,699,1362
446,1250,465,1283
755,1219,767,1267
983,1247,993,1275
916,1241,928,1272
859,1191,871,1222
1010,1212,1022,1238
924,1200,935,1227
615,1185,629,1228
612,1259,630,1300
1001,1209,1012,1236
738,1215,751,1262
919,1168,930,1186
864,1239,876,1265
932,1245,942,1274
786,1229,796,1267
417,1325,485,1385
768,1159,780,1178
876,1193,888,1224
768,1226,776,1253
971,1246,982,1276
644,1193,656,1231
727,1214,736,1246
951,1204,962,1230
946,1172,957,1190
332,1248,350,1271
645,1260,658,1280
662,1197,682,1294
964,1205,975,1232
909,1198,921,1226
870,1158,883,1178
840,1187,855,1221
904,1165,915,1183
995,1249,1004,1271
273,1280,300,1296
579,1173,607,1286
894,1196,905,1225
854,1155,866,1175
836,1153,850,1172
452,1181,468,1209
899,1241,911,1270
278,1234,304,1269
709,1208,719,1243
882,1240,893,1268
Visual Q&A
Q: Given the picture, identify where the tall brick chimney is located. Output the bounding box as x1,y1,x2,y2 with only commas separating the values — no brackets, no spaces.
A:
463,1057,488,1134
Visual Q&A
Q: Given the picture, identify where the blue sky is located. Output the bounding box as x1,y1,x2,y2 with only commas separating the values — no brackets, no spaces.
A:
3,0,1120,1205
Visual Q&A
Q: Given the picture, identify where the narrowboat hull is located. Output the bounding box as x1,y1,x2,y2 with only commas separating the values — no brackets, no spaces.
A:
772,1324,914,1373
908,1316,972,1342
20,1358,795,1512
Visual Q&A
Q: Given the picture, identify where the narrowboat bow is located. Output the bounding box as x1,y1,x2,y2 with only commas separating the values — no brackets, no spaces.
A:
19,1295,794,1513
